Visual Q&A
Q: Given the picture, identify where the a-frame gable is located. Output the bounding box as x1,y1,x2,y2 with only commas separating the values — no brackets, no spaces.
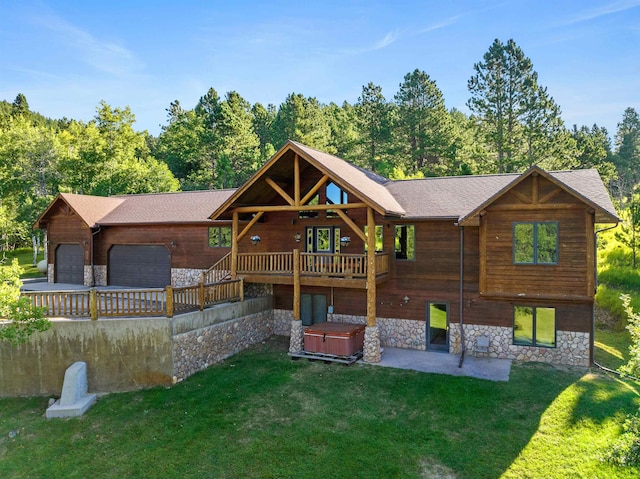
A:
33,193,125,229
458,165,619,226
209,140,405,221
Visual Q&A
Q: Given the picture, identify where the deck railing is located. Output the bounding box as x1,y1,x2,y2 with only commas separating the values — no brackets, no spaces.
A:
23,278,244,320
201,252,232,284
237,252,293,275
236,251,389,278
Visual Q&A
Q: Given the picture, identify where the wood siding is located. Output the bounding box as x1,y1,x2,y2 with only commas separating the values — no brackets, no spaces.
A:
93,224,230,270
45,203,91,265
480,175,594,300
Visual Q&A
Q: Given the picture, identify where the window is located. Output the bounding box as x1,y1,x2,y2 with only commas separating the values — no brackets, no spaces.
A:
208,226,231,248
364,225,384,252
513,306,556,347
513,222,558,264
299,194,319,218
326,182,348,218
395,224,415,260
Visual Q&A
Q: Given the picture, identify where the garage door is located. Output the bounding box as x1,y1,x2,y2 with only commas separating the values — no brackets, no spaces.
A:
55,244,85,284
109,245,171,288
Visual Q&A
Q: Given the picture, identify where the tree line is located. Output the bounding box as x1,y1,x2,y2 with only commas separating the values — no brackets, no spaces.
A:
1,38,639,249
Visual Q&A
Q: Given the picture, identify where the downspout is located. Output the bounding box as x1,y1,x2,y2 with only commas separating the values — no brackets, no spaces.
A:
458,224,466,368
90,226,102,287
591,222,618,368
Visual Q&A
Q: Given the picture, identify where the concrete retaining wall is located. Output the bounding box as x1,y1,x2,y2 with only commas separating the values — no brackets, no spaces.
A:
0,297,273,397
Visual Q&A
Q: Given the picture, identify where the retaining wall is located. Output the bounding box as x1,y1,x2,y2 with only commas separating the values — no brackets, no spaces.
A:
0,296,273,397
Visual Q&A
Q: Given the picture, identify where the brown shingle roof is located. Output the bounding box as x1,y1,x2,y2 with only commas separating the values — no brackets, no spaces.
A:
36,190,236,228
101,189,236,225
386,168,619,223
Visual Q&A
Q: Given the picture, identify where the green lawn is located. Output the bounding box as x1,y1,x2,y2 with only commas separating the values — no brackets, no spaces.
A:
1,247,45,278
1,337,638,479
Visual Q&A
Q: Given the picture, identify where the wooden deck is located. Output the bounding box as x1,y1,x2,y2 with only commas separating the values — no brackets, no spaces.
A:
235,251,389,288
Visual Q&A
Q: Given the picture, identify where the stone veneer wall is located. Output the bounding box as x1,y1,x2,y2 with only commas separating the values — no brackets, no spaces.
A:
245,282,274,298
274,309,590,366
272,310,427,350
449,324,590,367
92,265,107,286
172,297,273,382
171,268,205,287
47,263,54,283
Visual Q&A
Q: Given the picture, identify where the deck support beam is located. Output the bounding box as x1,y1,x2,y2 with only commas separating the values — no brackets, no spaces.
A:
231,212,238,279
364,206,381,362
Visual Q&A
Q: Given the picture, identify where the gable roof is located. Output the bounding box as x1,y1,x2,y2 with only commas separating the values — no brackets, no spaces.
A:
386,166,618,224
35,142,619,230
209,140,405,220
34,190,236,229
454,165,619,225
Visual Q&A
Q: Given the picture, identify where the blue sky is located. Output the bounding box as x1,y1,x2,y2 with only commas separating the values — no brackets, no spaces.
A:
1,0,639,139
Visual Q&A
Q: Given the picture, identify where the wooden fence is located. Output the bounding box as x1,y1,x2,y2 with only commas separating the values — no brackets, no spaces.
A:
23,278,244,320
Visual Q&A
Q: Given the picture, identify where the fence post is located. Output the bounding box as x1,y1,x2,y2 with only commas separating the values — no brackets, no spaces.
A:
198,281,205,311
166,285,174,318
239,278,244,302
89,288,98,321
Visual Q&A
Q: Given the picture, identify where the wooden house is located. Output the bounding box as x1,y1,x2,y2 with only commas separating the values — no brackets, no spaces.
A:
35,141,619,366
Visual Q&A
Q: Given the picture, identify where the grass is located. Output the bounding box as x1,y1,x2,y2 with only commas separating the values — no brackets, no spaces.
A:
0,247,45,278
1,337,639,479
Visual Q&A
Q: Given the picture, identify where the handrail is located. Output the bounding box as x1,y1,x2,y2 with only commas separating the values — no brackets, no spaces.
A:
202,252,232,284
22,278,244,320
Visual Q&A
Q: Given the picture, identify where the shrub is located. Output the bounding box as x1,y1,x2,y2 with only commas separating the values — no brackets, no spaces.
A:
603,412,640,466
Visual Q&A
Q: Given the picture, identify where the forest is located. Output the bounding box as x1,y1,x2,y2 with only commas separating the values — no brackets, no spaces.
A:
1,38,638,249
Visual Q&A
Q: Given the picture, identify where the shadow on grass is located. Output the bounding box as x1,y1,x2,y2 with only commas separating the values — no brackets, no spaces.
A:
1,338,639,478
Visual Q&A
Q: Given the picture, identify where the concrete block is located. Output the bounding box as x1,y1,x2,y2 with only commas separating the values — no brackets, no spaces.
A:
46,361,96,419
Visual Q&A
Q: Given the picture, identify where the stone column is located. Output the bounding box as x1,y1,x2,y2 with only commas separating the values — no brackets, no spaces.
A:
363,325,381,363
289,319,304,354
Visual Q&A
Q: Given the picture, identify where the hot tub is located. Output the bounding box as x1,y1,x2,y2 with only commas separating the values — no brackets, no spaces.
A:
303,322,365,357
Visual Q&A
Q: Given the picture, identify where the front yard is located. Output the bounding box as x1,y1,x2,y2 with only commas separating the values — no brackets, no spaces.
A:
1,337,638,478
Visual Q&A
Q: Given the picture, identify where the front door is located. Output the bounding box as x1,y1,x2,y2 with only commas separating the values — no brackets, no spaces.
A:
426,302,449,352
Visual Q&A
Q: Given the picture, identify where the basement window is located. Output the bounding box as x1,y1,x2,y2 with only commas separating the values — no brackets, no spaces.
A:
208,226,231,248
513,306,556,348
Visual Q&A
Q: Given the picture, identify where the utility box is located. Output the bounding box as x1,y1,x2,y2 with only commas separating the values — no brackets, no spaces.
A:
304,322,365,356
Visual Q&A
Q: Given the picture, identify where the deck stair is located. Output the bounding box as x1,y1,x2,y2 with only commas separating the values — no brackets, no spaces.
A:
202,252,232,284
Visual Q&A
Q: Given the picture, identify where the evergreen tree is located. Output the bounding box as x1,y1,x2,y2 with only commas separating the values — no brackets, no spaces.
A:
393,69,455,175
613,107,640,199
355,82,392,173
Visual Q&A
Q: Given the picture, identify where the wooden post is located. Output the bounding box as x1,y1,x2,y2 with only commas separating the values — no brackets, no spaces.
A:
293,248,300,320
366,207,376,327
231,211,238,279
166,286,174,318
294,154,300,206
89,288,98,321
239,278,244,302
198,281,205,311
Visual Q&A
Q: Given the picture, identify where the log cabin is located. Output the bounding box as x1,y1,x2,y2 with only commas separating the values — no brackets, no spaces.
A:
35,140,619,366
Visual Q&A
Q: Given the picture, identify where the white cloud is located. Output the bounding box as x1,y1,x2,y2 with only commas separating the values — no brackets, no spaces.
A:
562,0,640,25
31,8,143,77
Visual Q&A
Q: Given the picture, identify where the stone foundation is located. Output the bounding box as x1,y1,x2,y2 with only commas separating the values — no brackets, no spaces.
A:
273,309,294,335
47,263,54,283
363,326,381,362
449,324,590,367
172,298,273,382
92,265,107,286
288,320,304,354
245,282,274,298
171,268,205,287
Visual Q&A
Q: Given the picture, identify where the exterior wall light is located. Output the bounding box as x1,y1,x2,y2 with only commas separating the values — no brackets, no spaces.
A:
340,236,351,247
295,232,301,243
403,295,410,304
250,235,261,245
